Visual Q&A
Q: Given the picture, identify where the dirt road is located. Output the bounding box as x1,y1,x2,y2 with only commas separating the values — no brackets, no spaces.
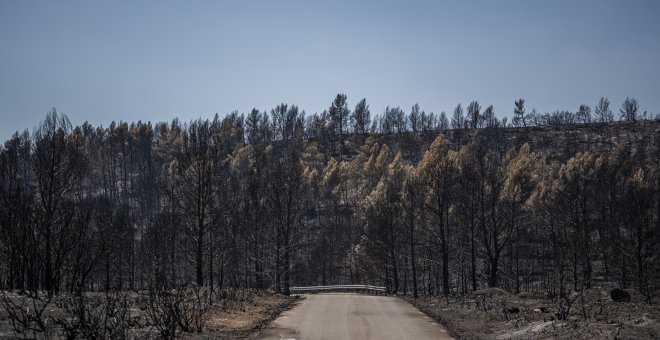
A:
258,293,453,340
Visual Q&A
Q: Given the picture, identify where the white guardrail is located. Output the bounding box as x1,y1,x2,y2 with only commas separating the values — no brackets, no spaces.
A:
289,285,388,295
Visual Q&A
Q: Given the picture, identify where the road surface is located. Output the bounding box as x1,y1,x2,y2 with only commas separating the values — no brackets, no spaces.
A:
258,293,453,340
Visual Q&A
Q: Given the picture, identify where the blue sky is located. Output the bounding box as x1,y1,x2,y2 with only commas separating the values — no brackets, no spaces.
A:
1,0,659,139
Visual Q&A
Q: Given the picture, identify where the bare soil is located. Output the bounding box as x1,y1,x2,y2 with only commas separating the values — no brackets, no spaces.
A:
411,288,660,339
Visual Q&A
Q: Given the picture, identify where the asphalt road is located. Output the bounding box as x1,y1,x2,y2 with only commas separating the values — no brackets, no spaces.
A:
258,293,453,340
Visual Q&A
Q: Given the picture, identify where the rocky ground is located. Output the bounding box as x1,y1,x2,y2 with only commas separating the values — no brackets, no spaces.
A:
411,288,660,339
0,288,298,339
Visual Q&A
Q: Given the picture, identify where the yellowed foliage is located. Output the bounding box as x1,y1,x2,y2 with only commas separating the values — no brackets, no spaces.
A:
303,166,319,185
559,151,603,184
501,143,548,206
418,133,451,176
366,176,388,207
362,142,380,175
632,167,645,186
375,144,392,172
230,144,254,175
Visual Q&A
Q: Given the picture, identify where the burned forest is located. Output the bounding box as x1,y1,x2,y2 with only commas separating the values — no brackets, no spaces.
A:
1,95,660,338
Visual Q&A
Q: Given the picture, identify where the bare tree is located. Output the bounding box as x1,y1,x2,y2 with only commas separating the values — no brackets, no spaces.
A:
32,109,86,296
451,104,464,130
409,103,421,132
467,101,481,129
328,94,350,160
620,97,640,122
513,99,526,127
595,97,613,123
577,105,591,124
351,98,371,136
168,120,218,287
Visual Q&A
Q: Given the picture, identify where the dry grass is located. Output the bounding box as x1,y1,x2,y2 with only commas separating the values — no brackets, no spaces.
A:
202,290,299,339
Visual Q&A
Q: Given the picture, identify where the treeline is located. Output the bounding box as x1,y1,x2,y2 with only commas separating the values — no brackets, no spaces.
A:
0,94,658,303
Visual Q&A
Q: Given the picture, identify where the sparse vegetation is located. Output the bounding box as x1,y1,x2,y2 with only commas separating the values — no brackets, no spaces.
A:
52,292,132,340
0,288,295,339
413,287,660,339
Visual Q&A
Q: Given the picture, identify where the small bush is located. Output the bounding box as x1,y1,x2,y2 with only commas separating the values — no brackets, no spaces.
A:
139,285,211,339
0,291,52,339
52,292,132,340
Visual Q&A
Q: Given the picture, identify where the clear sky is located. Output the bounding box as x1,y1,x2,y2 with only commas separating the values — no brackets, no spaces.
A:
1,0,659,140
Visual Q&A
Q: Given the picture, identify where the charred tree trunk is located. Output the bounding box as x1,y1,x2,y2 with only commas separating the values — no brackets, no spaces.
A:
410,208,418,299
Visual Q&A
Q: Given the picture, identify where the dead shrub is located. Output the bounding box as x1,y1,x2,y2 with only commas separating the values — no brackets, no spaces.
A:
139,285,211,339
51,291,132,340
0,291,52,339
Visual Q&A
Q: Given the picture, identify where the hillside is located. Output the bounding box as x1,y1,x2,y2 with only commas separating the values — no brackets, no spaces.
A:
1,112,659,339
